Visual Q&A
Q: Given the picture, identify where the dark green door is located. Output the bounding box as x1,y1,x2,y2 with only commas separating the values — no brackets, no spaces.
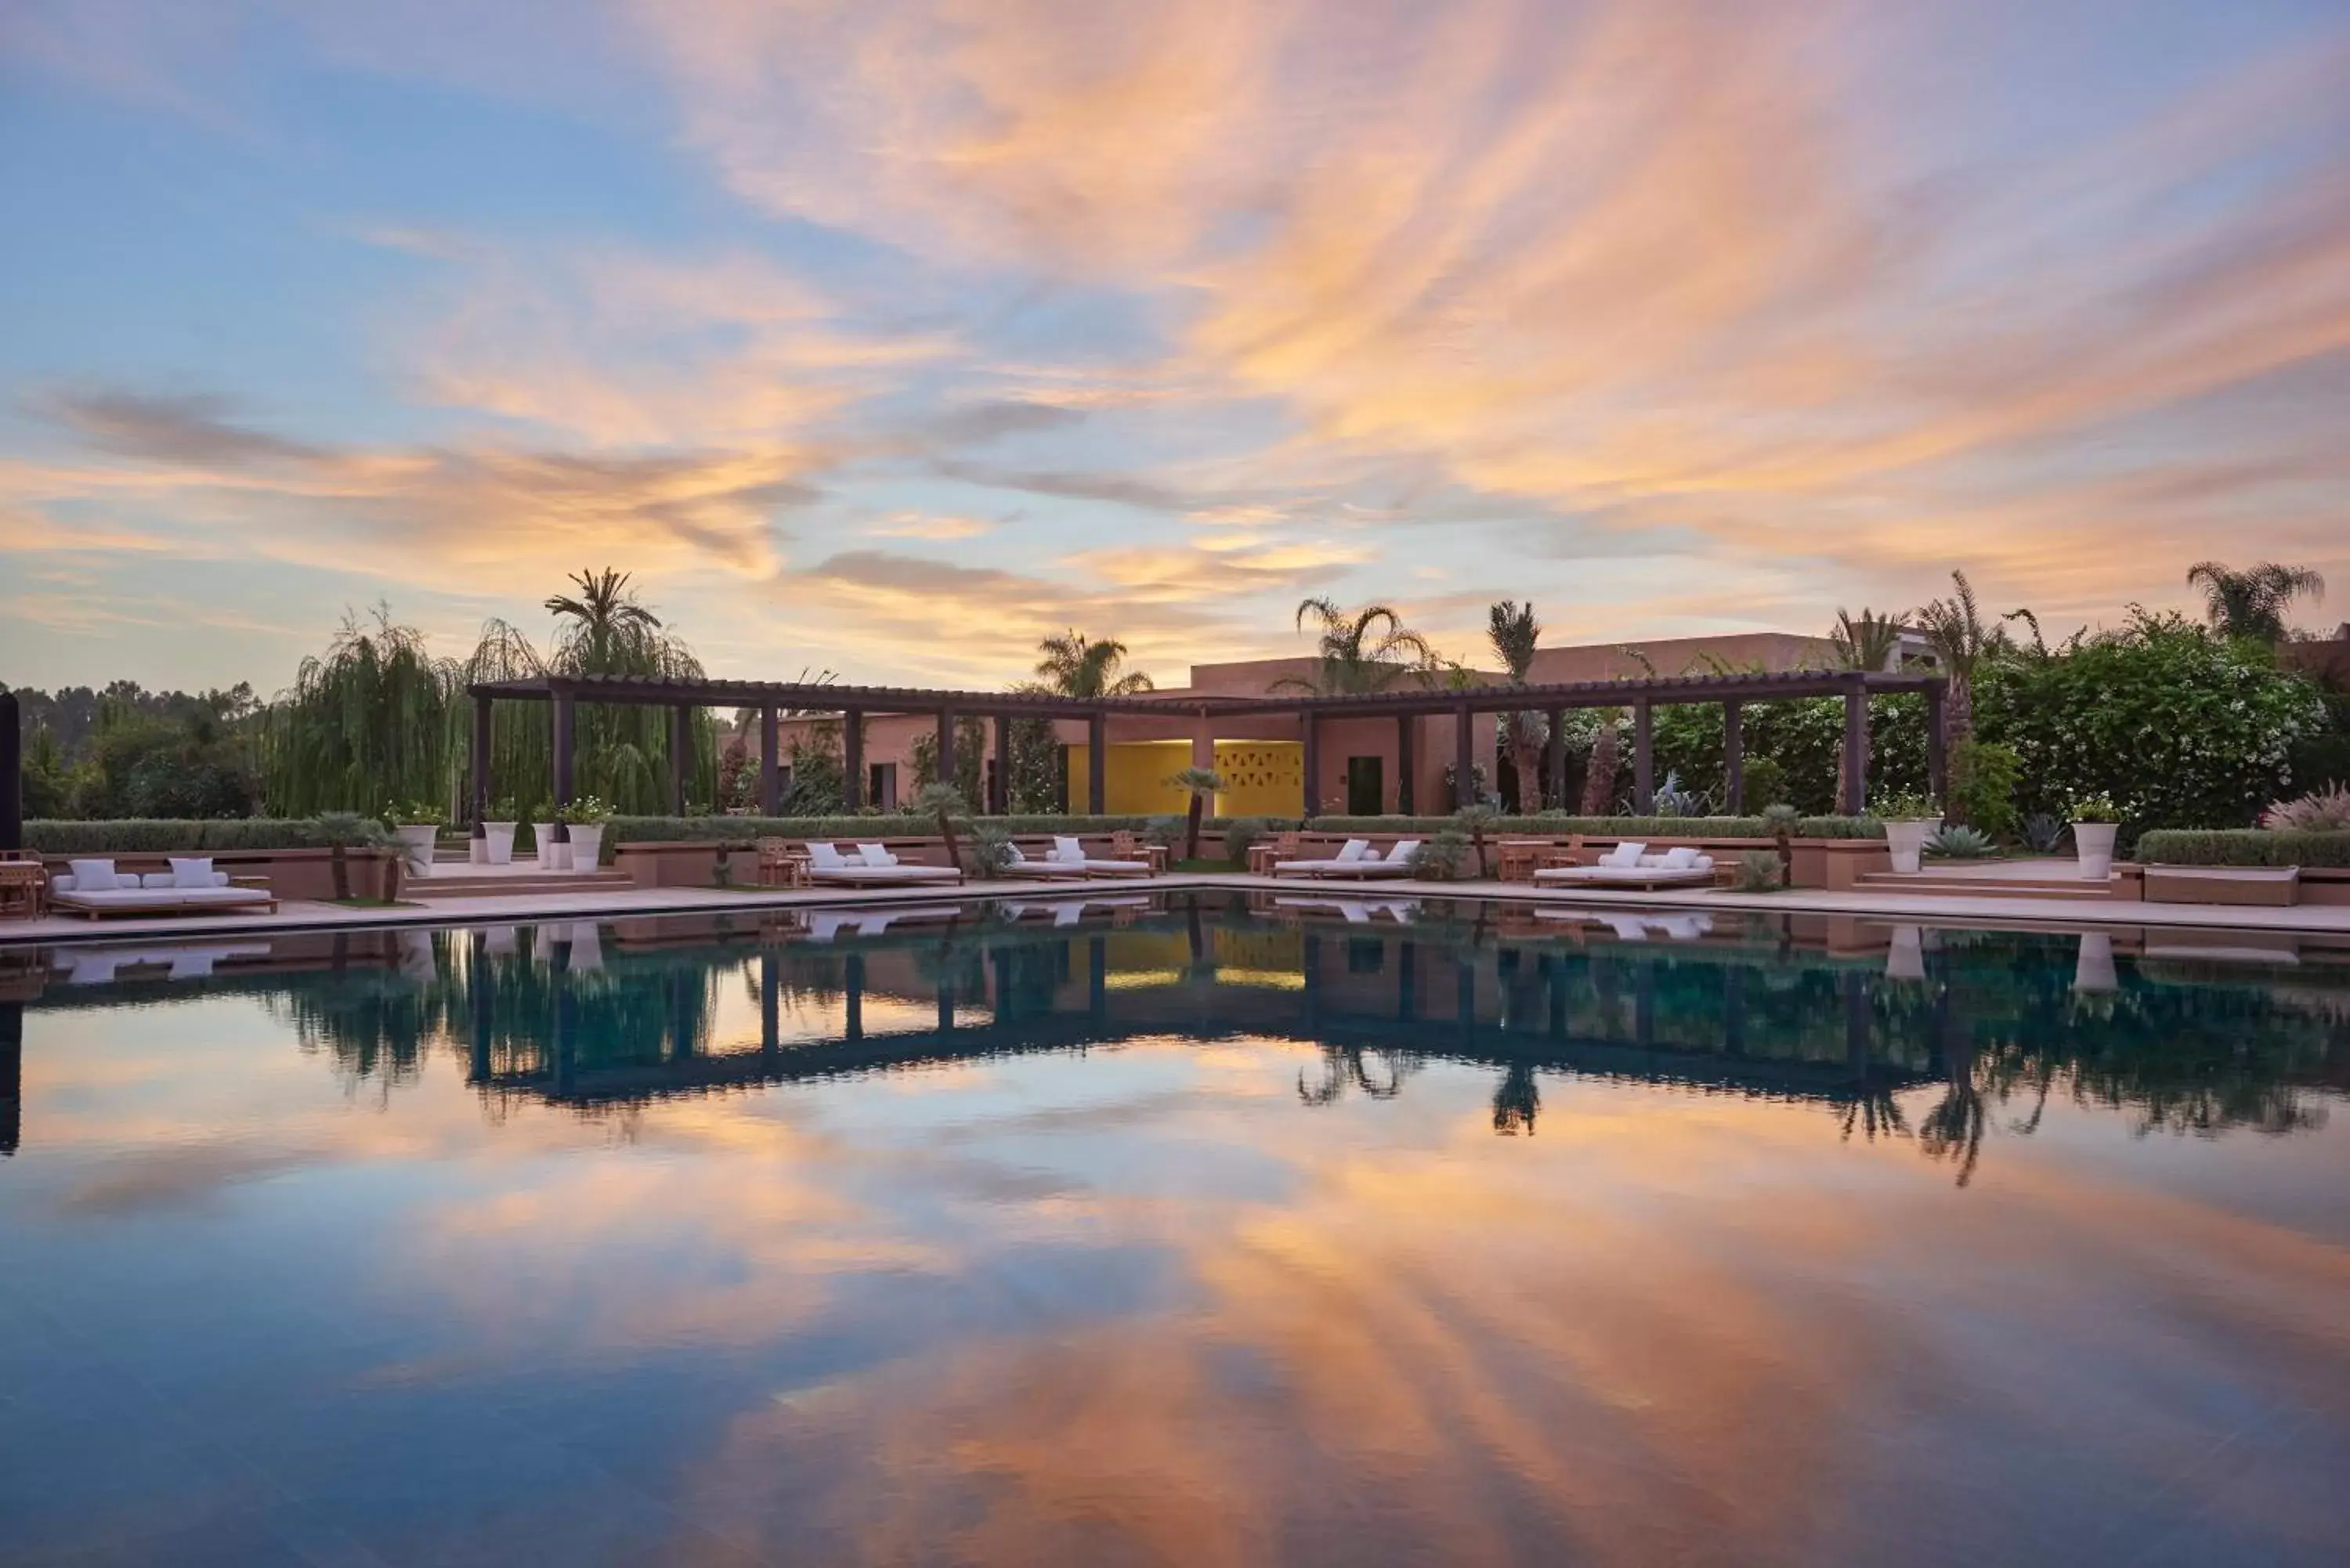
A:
1346,755,1383,815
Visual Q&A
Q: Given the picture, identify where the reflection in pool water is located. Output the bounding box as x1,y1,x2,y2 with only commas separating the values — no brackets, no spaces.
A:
1,894,2345,1566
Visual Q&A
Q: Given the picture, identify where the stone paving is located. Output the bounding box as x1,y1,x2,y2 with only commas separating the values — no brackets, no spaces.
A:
5,871,2350,947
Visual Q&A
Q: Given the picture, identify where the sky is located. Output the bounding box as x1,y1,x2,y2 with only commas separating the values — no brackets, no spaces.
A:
2,0,2347,695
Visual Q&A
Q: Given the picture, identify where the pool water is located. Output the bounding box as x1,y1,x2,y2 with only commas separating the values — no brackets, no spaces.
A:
2,894,2345,1566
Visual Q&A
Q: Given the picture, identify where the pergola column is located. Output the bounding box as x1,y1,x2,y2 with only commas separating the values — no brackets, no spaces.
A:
1396,714,1415,814
668,704,691,815
470,692,492,836
1925,684,1948,802
1086,714,1106,814
1302,714,1321,818
1632,698,1654,814
992,714,1012,814
760,706,779,815
1452,701,1473,809
551,685,576,840
1842,678,1870,815
842,709,864,811
936,707,956,794
1723,699,1744,814
1545,706,1566,810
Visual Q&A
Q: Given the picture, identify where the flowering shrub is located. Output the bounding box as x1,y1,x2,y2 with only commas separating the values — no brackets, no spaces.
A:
1976,611,2326,833
2261,784,2350,832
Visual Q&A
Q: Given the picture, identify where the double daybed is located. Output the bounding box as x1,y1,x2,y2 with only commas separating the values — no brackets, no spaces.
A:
49,858,278,919
1532,842,1719,890
1270,839,1423,879
803,842,964,887
1001,836,1154,880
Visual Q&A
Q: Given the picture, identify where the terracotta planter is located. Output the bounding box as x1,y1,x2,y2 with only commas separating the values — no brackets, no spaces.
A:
2073,822,2118,880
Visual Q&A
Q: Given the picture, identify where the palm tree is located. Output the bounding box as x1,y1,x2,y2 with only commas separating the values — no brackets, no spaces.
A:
2186,561,2325,644
544,567,663,665
1454,802,1502,877
909,782,968,873
1167,767,1224,862
1828,609,1903,807
1488,600,1546,810
1035,630,1154,698
1912,570,2012,752
1273,598,1438,695
1828,608,1902,673
312,811,388,902
486,566,715,813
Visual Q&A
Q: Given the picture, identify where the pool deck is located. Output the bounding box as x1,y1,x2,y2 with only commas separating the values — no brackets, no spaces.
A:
6,869,2350,946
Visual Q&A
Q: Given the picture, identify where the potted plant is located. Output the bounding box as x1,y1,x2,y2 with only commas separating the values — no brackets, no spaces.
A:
1871,789,1942,874
558,796,613,873
483,796,521,866
389,802,446,878
2069,792,2121,880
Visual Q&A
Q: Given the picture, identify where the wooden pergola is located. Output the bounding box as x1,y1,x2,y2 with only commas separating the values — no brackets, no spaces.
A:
465,667,1947,829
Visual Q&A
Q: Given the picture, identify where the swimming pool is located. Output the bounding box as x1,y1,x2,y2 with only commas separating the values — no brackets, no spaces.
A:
2,894,2345,1565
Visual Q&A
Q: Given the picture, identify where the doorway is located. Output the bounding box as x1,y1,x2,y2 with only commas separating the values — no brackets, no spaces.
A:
1345,755,1383,815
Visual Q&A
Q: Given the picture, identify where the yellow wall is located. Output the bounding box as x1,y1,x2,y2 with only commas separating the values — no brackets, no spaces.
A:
1066,741,1192,815
1064,739,1304,816
1212,739,1302,817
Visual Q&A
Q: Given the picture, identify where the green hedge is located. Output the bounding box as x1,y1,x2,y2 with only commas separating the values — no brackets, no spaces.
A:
2132,830,2350,868
1303,813,1885,840
22,818,334,853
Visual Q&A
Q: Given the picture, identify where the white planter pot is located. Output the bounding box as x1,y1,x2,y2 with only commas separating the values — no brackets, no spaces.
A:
566,825,606,871
393,824,440,876
483,822,517,866
539,836,572,871
2073,822,2118,880
2073,931,2117,992
1884,819,1937,875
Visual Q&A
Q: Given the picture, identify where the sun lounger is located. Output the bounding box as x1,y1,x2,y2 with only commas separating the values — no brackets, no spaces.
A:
49,858,277,919
1271,839,1422,879
997,844,1090,879
1531,842,1716,890
1043,836,1153,878
804,843,964,886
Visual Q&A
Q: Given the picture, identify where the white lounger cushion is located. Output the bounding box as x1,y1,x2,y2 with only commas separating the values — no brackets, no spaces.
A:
807,842,848,869
1386,840,1421,865
1336,839,1371,863
1051,836,1086,862
169,856,215,889
855,843,896,867
52,885,267,909
1598,842,1646,868
1658,847,1700,870
66,859,124,891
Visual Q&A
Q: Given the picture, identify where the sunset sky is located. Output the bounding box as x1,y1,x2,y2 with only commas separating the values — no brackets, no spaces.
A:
2,0,2346,694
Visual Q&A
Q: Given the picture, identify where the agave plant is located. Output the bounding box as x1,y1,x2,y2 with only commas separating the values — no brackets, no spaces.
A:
1734,849,1784,892
2261,784,2350,832
2020,812,2066,854
1927,824,1997,858
1652,770,1712,818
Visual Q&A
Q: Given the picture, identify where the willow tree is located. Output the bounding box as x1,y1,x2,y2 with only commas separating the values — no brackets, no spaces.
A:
266,607,459,817
457,569,718,818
